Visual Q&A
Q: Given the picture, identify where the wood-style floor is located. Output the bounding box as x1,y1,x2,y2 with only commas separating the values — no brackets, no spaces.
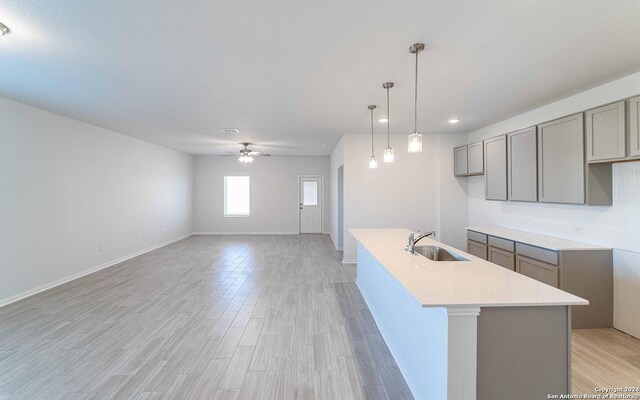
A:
572,328,640,394
0,235,412,400
2,234,639,399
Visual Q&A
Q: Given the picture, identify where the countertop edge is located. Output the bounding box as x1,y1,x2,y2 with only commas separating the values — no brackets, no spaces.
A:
466,226,612,251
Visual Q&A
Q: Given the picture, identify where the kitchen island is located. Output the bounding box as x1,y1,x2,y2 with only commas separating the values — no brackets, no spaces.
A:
351,229,587,400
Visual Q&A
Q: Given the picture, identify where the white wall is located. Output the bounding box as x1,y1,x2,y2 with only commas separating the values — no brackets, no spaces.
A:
0,97,194,305
338,133,468,262
193,156,330,234
466,71,640,338
329,137,344,248
435,134,470,251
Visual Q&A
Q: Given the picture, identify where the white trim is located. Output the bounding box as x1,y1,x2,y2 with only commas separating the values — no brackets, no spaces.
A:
445,307,480,400
0,234,192,309
193,231,301,235
298,175,325,234
342,257,357,264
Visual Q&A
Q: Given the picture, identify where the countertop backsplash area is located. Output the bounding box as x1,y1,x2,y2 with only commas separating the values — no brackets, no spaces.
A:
468,160,640,338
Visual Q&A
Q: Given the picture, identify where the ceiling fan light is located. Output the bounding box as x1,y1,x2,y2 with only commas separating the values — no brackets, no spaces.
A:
369,156,378,169
239,155,253,163
383,147,394,163
408,132,422,153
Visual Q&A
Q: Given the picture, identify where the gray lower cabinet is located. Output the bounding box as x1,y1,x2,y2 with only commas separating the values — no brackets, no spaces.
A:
484,135,508,200
537,114,585,204
467,240,488,260
586,101,626,162
508,127,537,201
515,255,559,288
630,96,640,157
488,246,515,271
468,229,613,329
454,145,468,176
467,142,484,175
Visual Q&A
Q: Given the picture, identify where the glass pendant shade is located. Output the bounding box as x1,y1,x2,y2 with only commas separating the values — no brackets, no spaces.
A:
408,132,422,153
239,155,253,163
369,156,378,169
383,147,394,163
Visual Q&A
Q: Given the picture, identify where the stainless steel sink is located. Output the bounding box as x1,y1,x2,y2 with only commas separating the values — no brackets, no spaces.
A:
413,246,468,261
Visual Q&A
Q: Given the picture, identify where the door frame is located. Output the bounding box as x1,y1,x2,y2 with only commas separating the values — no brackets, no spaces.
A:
298,175,325,234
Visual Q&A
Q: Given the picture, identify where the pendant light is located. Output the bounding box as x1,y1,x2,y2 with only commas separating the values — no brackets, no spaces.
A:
382,82,394,163
408,43,425,153
368,105,378,169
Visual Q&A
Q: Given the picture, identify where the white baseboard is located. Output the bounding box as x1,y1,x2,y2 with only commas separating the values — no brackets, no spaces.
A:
193,231,299,235
342,257,357,264
0,233,193,309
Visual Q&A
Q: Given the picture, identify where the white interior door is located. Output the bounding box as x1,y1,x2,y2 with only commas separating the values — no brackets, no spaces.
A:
300,177,322,233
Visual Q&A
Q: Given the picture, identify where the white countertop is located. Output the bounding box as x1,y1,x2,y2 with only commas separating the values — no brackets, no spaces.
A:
350,228,588,308
467,226,611,251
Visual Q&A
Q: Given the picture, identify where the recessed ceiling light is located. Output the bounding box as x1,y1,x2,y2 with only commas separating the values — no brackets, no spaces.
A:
0,22,9,36
220,128,239,134
448,118,460,124
379,118,389,123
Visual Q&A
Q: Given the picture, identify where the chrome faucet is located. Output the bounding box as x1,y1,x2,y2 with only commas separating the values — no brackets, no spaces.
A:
405,230,436,254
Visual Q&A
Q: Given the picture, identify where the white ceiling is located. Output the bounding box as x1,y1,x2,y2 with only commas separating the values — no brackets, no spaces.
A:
1,1,640,156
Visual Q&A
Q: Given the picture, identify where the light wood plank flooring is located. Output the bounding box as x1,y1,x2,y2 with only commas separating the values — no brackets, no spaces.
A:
0,234,412,400
572,328,640,394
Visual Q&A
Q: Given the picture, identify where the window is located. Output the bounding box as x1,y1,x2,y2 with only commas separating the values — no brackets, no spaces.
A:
224,176,250,217
302,181,318,206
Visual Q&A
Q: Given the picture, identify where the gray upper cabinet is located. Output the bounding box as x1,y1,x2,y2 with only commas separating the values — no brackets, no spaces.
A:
630,96,640,157
508,127,537,202
454,145,468,176
586,101,626,162
484,135,508,201
537,114,585,204
467,142,484,175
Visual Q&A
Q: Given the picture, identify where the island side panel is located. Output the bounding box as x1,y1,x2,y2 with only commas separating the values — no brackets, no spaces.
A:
477,306,571,400
560,249,613,329
355,243,448,400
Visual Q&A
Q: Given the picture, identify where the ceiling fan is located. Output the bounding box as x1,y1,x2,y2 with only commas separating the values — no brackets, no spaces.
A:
225,142,271,164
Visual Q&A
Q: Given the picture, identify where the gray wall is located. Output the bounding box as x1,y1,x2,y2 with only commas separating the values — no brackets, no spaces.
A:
0,97,194,305
193,156,330,234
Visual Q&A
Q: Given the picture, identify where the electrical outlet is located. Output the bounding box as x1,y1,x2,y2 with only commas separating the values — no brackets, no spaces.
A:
574,226,584,233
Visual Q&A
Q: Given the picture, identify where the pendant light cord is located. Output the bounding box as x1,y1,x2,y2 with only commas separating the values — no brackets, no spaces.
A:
370,108,375,157
414,50,418,133
386,86,390,147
